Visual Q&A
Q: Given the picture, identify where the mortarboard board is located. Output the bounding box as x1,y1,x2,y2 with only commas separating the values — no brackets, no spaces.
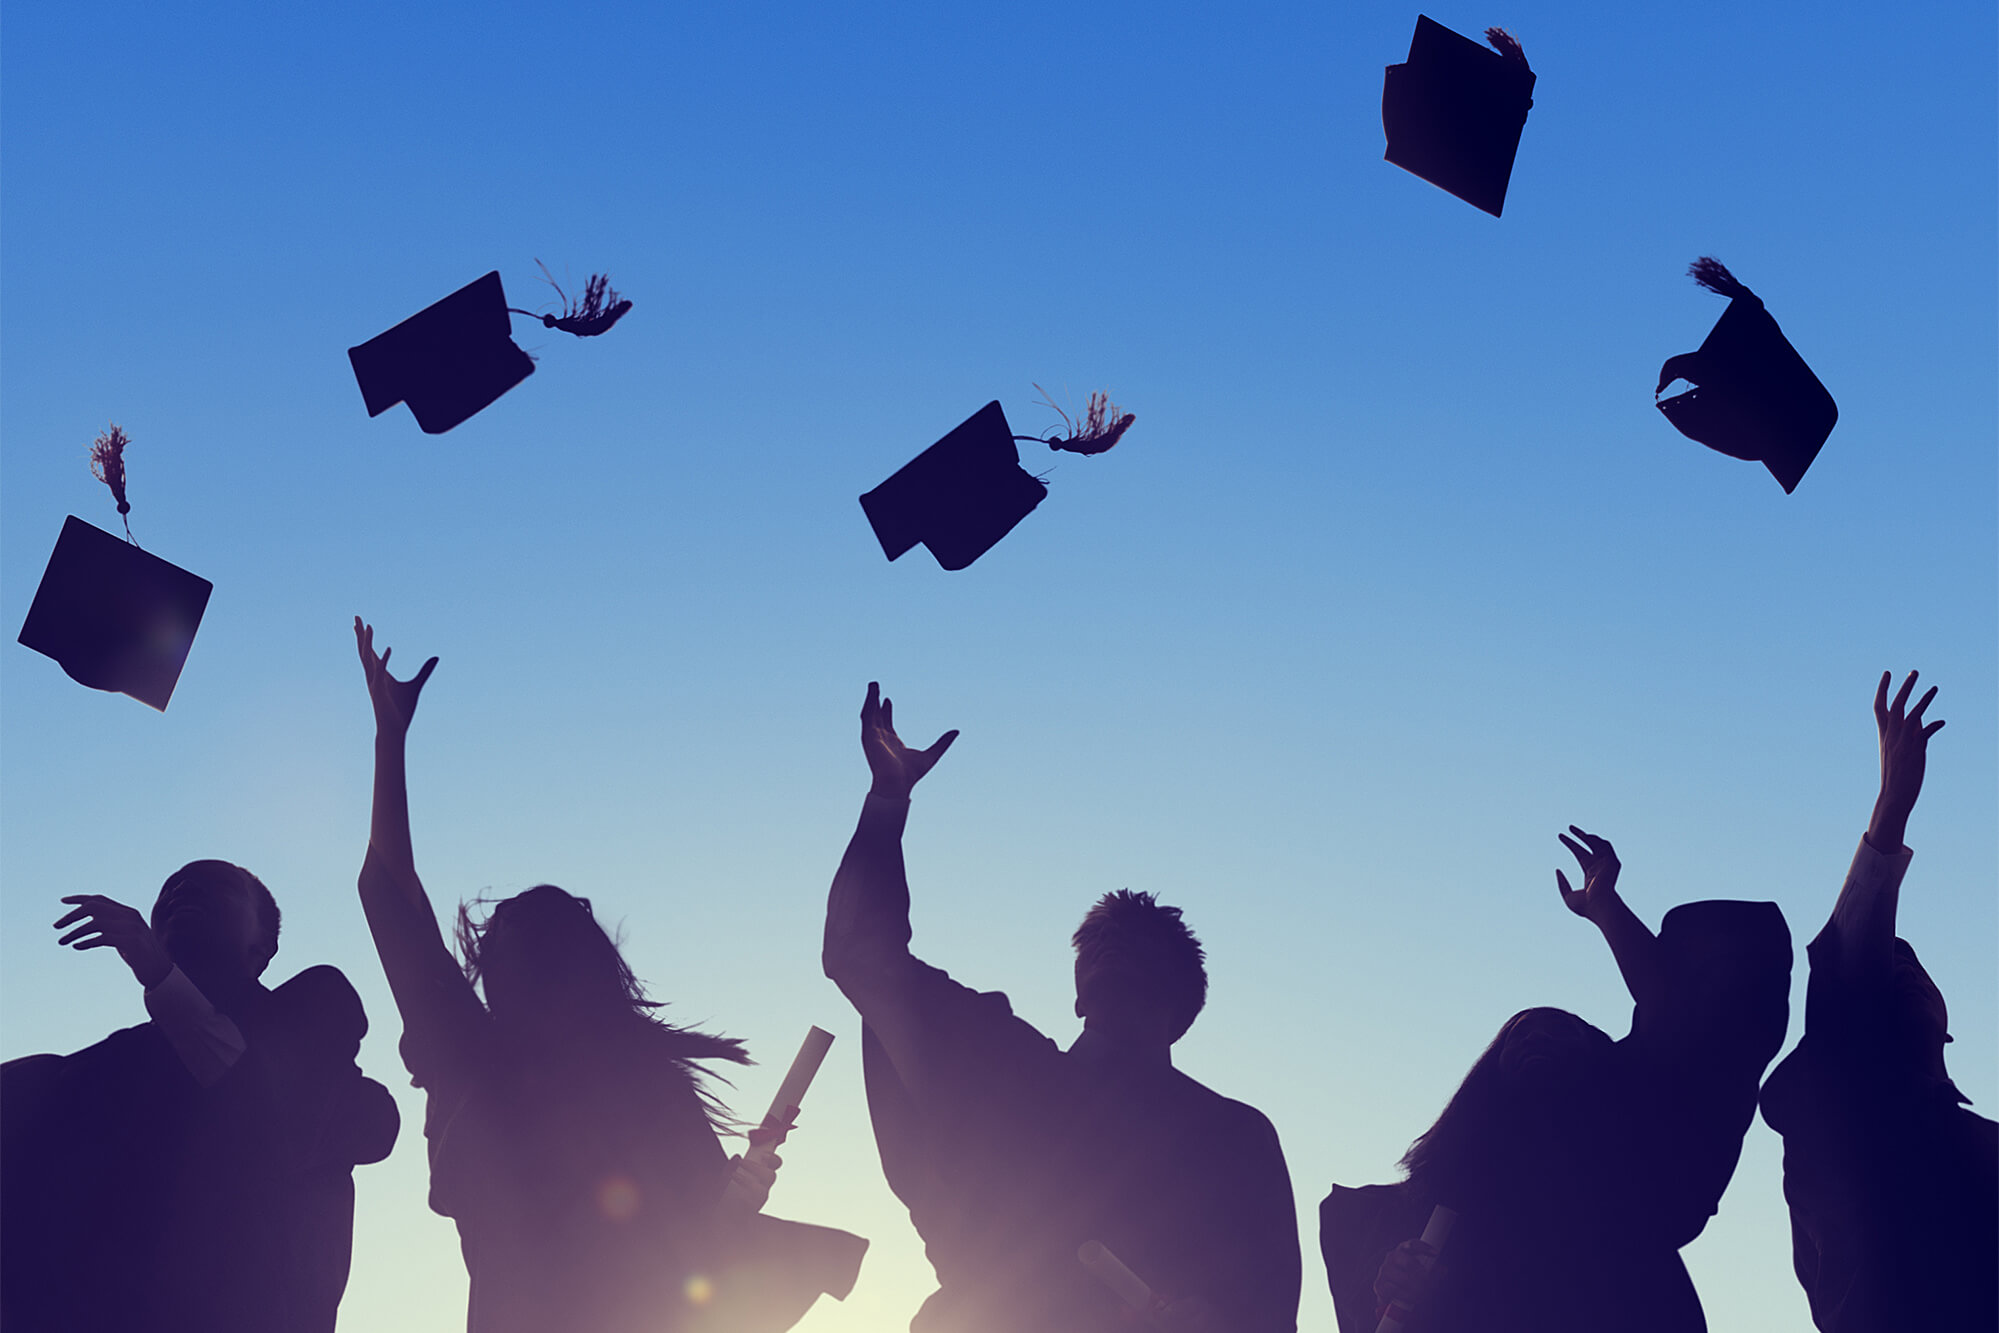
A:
860,402,1049,570
18,515,212,711
1383,16,1536,217
1656,258,1837,494
348,272,536,434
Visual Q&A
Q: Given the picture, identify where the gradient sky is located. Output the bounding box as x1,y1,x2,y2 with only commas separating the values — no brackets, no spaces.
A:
3,3,1993,1330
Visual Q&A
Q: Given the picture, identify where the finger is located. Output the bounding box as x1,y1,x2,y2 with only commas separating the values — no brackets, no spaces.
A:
1923,719,1945,738
881,696,894,735
1891,670,1917,717
1907,685,1937,726
923,730,960,762
380,645,392,671
863,681,880,721
1572,826,1614,857
58,927,105,946
1556,869,1574,897
53,907,93,928
1875,670,1890,720
73,937,118,950
412,656,439,690
1558,833,1587,863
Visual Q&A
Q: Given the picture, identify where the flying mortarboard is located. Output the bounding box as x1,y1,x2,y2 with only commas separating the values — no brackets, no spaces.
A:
1382,16,1536,217
1656,258,1837,494
348,263,632,434
859,389,1137,570
16,426,212,710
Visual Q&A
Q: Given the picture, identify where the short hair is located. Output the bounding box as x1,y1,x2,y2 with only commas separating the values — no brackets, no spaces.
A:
243,868,280,949
1071,889,1208,1041
153,860,281,954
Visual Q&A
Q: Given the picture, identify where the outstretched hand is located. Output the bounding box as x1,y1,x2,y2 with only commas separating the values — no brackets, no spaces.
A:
1556,826,1622,922
355,617,437,739
1869,670,1944,853
55,894,173,989
862,682,958,799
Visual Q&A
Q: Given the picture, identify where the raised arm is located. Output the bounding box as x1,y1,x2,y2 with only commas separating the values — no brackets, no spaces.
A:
821,682,957,1002
1557,826,1665,1017
1820,671,1943,977
355,617,436,904
353,618,481,1065
51,894,246,1085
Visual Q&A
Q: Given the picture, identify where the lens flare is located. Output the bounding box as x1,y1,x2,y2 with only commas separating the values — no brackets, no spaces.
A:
596,1175,640,1221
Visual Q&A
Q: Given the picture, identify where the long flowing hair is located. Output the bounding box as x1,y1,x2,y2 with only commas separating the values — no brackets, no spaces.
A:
1399,1007,1609,1209
455,885,749,1133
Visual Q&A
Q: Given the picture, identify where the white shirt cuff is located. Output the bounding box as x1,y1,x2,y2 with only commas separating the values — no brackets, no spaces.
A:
143,966,248,1086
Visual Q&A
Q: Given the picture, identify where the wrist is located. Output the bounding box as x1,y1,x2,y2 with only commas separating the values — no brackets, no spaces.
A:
1862,825,1907,856
1866,802,1909,854
866,782,912,804
132,951,174,990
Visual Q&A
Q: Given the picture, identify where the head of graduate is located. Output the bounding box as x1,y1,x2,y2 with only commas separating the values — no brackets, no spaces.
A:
1072,890,1208,1048
150,860,281,995
456,885,746,1118
1399,1006,1616,1208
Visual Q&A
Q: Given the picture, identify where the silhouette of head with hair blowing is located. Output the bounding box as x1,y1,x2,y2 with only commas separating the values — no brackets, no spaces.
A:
149,860,281,997
1071,890,1208,1047
455,884,747,1126
1399,1006,1615,1208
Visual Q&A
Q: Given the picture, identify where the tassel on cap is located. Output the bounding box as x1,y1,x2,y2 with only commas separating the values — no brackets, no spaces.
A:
516,260,633,337
1688,256,1760,305
1025,384,1137,456
1484,27,1530,69
88,424,135,540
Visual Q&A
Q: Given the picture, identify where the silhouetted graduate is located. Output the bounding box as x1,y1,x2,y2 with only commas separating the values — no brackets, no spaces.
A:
1321,828,1790,1333
824,685,1300,1332
1,861,399,1333
1758,673,1998,1332
1382,17,1535,216
860,388,1136,570
349,263,632,433
1656,257,1837,493
353,620,865,1333
17,425,212,710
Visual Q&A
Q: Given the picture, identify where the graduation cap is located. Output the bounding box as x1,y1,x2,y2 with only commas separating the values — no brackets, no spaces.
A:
1656,258,1837,494
859,390,1138,570
16,427,212,710
1382,16,1536,217
349,264,632,434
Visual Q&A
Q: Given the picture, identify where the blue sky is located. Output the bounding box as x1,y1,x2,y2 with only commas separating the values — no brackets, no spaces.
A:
4,3,1993,1330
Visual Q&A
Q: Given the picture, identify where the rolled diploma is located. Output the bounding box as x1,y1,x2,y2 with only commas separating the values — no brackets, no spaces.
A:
720,1025,836,1212
1078,1240,1165,1315
761,1024,836,1129
1372,1205,1457,1333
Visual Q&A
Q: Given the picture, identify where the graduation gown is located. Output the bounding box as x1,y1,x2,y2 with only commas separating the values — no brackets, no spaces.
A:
364,879,865,1333
0,965,400,1333
1319,899,1791,1333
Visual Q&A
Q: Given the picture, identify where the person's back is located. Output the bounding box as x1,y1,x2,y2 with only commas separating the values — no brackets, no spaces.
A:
1319,828,1790,1333
1758,668,1998,1333
0,863,398,1333
826,685,1300,1333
